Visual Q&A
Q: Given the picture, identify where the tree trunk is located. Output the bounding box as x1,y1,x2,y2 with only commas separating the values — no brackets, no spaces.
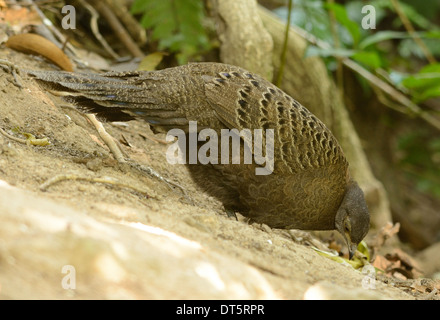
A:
207,0,273,80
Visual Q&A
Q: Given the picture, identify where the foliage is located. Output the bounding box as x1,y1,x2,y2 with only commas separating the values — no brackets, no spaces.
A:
131,0,211,64
273,0,440,197
275,0,440,69
314,240,371,269
397,131,440,198
401,63,440,103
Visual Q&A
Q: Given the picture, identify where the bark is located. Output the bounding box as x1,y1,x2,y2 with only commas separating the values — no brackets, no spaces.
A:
207,0,273,80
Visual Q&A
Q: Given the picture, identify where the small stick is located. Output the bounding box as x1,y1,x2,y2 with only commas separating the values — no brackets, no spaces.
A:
84,114,126,162
0,127,50,146
0,58,23,88
39,173,150,197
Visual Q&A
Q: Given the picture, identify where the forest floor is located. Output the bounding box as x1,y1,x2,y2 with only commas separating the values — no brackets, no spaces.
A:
0,49,437,300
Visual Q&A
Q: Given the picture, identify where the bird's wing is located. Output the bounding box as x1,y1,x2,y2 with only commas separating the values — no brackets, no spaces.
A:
202,68,346,173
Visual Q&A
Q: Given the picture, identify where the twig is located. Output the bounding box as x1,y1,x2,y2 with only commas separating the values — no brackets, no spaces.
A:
127,161,193,205
39,174,150,197
0,58,23,87
373,85,409,114
423,288,438,300
0,127,27,144
60,107,189,201
327,0,344,97
84,113,127,162
82,115,190,201
390,0,436,64
0,127,50,146
26,0,79,59
275,0,292,87
79,0,120,60
110,122,172,145
88,0,144,58
104,0,147,45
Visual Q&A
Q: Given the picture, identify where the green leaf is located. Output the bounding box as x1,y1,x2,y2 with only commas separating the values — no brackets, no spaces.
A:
418,63,440,73
370,0,435,29
424,30,440,39
388,70,408,86
359,31,410,50
130,0,151,14
402,70,440,103
151,18,176,41
273,1,333,45
325,2,361,46
392,1,434,29
401,63,440,92
402,72,440,89
357,241,370,261
352,51,382,69
415,86,440,102
131,0,211,64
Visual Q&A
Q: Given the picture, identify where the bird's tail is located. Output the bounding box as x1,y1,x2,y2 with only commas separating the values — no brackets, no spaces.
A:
27,69,192,128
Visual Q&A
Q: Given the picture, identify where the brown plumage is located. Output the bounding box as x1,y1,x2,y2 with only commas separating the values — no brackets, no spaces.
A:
28,62,370,258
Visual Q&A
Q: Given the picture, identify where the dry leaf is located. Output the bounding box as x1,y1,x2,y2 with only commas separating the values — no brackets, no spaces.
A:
1,6,41,28
138,52,167,71
373,248,423,279
6,33,73,71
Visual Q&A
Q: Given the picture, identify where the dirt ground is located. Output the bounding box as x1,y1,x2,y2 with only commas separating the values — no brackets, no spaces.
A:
0,48,436,300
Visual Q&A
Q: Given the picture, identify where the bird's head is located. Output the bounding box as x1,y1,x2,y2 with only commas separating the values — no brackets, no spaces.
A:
335,181,370,259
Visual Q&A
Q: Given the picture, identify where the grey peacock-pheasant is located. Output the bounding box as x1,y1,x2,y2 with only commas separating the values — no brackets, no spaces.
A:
27,62,370,258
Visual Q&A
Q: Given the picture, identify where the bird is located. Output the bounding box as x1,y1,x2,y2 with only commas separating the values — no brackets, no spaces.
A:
26,62,370,259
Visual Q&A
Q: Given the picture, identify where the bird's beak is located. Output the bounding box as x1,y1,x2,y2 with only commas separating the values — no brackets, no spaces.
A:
348,242,358,260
